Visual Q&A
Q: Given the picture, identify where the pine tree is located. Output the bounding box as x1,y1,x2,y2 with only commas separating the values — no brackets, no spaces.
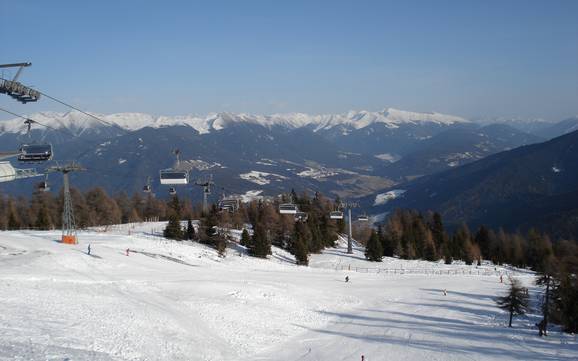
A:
536,257,556,337
292,221,310,266
186,219,196,240
129,208,142,223
496,277,529,327
556,268,578,333
249,223,271,258
412,216,427,259
7,206,20,230
490,228,508,265
365,230,383,262
306,214,323,253
549,250,578,334
200,204,219,243
35,206,52,230
430,212,446,250
85,187,122,226
163,214,183,240
114,192,133,223
320,213,338,248
463,238,475,265
240,228,251,247
383,214,402,257
422,231,437,261
475,225,491,260
453,223,472,262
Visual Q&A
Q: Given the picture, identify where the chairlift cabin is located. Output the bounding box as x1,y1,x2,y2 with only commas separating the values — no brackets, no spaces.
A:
330,211,344,220
279,203,298,215
219,199,239,213
38,180,50,192
159,169,189,185
18,144,53,163
143,176,152,193
168,187,177,196
295,211,308,222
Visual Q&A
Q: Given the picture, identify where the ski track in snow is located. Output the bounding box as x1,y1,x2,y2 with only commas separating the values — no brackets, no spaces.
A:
0,224,576,361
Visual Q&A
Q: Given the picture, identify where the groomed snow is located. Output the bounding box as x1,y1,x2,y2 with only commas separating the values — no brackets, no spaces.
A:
0,224,576,361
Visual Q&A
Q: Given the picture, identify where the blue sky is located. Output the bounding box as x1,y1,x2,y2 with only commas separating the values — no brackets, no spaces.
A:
1,0,577,120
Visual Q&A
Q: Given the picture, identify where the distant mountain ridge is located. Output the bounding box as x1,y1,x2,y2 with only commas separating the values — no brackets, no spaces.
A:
0,107,467,135
0,107,554,216
377,129,578,239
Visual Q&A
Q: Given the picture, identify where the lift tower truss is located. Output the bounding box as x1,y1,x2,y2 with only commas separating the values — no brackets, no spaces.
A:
195,174,214,215
340,201,360,254
46,163,86,244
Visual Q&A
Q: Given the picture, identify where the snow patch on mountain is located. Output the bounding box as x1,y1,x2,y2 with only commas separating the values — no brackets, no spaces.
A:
240,171,287,185
374,153,401,163
239,190,264,203
182,159,224,171
296,166,357,180
255,158,277,166
374,189,406,206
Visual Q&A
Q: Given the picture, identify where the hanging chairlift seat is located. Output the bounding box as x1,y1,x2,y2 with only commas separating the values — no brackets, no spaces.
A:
279,203,298,214
18,144,53,162
168,187,177,195
159,169,189,185
295,211,308,222
143,185,151,193
219,199,239,213
330,211,344,220
38,181,50,192
357,215,369,222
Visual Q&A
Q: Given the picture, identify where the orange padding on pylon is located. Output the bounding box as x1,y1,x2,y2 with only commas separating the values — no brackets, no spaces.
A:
61,235,77,244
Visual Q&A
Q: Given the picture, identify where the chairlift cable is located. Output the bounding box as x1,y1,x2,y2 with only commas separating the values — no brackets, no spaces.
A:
33,88,121,129
0,77,120,130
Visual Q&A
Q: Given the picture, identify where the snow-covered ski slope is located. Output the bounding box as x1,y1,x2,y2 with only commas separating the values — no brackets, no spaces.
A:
0,223,576,361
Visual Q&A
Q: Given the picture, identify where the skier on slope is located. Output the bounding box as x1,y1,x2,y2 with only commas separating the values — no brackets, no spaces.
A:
87,244,91,255
126,248,130,256
345,276,349,283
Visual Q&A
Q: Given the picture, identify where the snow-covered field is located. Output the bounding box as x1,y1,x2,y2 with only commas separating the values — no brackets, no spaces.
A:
0,223,576,361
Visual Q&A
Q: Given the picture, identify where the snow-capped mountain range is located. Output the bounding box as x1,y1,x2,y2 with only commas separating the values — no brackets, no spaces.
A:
0,107,467,135
1,106,569,208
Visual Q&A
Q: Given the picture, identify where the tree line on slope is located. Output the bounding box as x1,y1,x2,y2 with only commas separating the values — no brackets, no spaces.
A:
368,209,565,270
0,188,174,230
163,190,348,266
369,209,578,334
0,187,351,266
